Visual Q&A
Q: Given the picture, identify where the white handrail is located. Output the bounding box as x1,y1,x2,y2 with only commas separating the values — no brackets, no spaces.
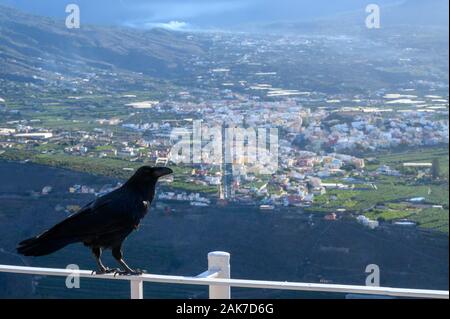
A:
0,252,448,300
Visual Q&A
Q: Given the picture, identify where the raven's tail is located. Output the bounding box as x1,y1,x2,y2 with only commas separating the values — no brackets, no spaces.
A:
17,232,75,257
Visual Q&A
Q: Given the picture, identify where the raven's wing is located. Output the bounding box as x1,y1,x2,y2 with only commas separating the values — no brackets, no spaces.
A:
48,189,135,239
18,189,135,256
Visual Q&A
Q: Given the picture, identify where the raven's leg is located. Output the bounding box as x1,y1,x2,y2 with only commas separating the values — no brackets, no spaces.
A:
112,246,144,275
92,247,117,274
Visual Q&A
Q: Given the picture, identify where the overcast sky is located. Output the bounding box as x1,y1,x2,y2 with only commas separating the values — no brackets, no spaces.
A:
0,0,408,29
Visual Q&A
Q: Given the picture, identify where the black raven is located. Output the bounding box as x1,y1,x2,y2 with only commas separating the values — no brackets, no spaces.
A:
17,166,173,275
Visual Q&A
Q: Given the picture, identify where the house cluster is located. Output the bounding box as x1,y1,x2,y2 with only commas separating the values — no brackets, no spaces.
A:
68,184,96,195
208,149,367,207
0,63,448,210
0,120,53,141
68,183,122,197
158,191,211,206
301,111,449,152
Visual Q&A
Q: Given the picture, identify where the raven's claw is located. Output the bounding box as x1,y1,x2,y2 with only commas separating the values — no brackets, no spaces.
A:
93,268,119,275
114,269,146,276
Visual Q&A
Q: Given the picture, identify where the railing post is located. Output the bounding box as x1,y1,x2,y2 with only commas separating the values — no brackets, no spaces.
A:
208,251,231,299
130,279,143,299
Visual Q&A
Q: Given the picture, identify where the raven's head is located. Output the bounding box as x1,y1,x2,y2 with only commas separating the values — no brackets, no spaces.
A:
126,166,173,189
134,166,173,181
126,166,173,199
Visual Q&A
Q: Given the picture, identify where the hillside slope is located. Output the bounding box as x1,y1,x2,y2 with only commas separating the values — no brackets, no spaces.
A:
0,5,204,82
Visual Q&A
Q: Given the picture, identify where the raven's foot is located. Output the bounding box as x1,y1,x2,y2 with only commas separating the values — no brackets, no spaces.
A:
114,269,146,277
92,268,120,275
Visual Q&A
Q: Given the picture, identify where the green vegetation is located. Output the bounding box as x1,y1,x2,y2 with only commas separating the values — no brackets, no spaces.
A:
311,147,449,235
410,209,449,234
1,144,448,233
170,181,217,194
0,149,141,179
365,206,418,222
0,149,217,194
368,146,448,179
95,145,116,152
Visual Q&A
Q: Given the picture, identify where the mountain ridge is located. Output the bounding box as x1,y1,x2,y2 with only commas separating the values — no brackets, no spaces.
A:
0,5,205,82
251,0,449,35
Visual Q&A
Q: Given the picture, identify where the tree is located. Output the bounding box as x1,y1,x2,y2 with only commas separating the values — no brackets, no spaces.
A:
432,158,441,180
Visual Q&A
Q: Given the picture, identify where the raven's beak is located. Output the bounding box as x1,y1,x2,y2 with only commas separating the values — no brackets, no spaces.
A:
155,167,173,178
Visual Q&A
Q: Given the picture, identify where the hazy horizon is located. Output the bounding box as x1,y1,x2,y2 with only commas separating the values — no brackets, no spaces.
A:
1,0,448,31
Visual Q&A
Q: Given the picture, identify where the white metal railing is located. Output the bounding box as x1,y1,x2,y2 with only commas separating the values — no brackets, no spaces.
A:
0,251,448,299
